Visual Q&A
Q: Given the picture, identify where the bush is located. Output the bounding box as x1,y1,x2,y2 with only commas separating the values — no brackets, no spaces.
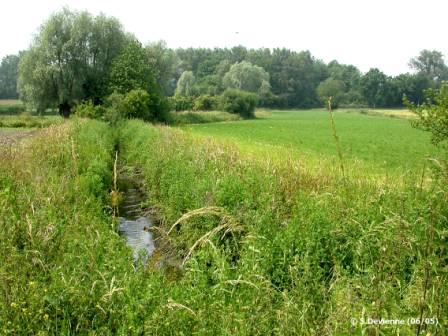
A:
122,89,151,120
168,95,194,111
74,101,107,120
193,95,219,111
406,82,448,148
105,89,169,123
219,89,258,118
168,111,241,125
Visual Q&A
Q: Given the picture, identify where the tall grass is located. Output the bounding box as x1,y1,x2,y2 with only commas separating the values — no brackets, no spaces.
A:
0,121,148,334
1,119,446,334
168,110,241,125
0,113,63,128
118,120,447,335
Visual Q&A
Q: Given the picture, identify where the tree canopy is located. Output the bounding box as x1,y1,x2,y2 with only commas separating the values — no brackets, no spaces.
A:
0,54,21,99
18,8,129,116
409,49,448,81
175,71,196,96
222,61,270,95
10,9,448,113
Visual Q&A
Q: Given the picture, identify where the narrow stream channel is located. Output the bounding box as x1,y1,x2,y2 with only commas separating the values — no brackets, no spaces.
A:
116,169,155,265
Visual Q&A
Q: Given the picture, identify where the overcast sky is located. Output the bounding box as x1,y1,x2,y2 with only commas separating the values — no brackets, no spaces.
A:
1,0,447,76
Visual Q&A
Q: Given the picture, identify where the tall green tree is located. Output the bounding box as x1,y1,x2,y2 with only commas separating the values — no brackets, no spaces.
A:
175,71,196,96
109,40,168,120
409,50,448,81
109,40,157,94
222,61,270,95
327,60,362,92
317,78,346,108
18,8,128,116
145,40,181,96
360,68,389,108
0,54,21,99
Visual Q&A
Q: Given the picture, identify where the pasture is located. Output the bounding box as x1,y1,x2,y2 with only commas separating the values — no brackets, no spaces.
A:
182,109,439,174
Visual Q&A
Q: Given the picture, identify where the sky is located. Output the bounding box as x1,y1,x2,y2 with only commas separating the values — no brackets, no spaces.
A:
1,0,447,76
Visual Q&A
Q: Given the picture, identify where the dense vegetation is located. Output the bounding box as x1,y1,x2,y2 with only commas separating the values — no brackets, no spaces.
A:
1,7,448,335
1,118,446,334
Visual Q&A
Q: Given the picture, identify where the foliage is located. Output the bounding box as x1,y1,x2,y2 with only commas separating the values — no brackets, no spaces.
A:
168,95,195,111
0,54,21,99
74,101,107,120
107,41,169,122
222,61,270,94
17,8,128,117
145,40,181,96
193,95,219,111
219,89,258,118
109,40,156,94
175,71,196,96
360,68,391,108
409,49,448,81
168,110,240,125
102,89,168,123
327,60,361,92
406,82,448,147
121,89,152,120
317,78,346,108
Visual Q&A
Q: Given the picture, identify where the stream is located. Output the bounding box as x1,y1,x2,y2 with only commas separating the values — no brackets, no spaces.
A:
116,169,155,265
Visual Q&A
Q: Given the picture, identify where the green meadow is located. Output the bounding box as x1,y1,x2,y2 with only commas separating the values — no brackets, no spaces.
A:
182,109,439,174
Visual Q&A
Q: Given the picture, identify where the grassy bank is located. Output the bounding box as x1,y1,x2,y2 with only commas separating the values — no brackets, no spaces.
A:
1,119,446,334
118,120,447,335
0,121,140,334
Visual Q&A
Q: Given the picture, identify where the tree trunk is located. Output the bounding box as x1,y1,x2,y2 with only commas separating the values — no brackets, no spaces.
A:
59,102,71,118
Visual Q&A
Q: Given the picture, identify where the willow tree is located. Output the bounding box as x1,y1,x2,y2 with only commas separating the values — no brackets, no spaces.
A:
222,61,270,94
18,8,129,117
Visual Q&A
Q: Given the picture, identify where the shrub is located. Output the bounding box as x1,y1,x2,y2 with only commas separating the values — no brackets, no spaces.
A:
122,89,151,120
168,95,195,111
74,101,107,120
105,89,169,123
219,89,258,118
406,82,448,148
193,95,219,111
168,111,241,125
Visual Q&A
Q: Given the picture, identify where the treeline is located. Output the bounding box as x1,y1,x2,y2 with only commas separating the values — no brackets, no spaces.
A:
0,54,21,99
1,8,448,114
147,46,448,108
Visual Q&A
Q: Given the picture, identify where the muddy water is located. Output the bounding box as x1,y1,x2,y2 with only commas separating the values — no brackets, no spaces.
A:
116,170,155,265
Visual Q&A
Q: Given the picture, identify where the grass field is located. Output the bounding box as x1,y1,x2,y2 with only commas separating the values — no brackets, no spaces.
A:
1,115,446,334
0,114,63,128
181,109,439,174
0,99,21,105
0,99,59,116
